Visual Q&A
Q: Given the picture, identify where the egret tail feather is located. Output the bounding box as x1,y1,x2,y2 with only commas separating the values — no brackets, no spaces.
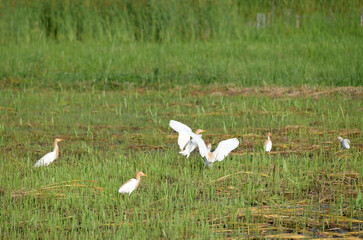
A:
179,150,190,158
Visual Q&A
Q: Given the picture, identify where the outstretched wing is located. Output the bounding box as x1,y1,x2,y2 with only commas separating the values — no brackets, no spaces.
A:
189,132,209,158
213,138,239,162
169,120,192,132
169,120,192,150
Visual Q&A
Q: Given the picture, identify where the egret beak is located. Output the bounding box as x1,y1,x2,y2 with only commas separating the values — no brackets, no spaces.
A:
144,174,148,177
201,130,206,133
59,139,65,141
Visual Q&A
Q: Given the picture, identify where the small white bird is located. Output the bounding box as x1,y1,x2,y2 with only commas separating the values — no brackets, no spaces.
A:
337,137,350,149
34,138,64,168
264,132,272,152
118,171,147,195
189,132,239,167
169,120,205,158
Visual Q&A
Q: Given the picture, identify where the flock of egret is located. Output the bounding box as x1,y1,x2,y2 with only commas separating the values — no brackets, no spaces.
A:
33,120,351,195
169,120,239,167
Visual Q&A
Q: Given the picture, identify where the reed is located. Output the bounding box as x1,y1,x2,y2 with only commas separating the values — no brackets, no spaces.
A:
0,0,361,43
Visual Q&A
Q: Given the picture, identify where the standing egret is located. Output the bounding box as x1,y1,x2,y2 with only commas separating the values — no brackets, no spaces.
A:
34,138,64,168
118,171,147,195
264,132,272,152
169,120,205,158
189,132,239,167
337,137,350,149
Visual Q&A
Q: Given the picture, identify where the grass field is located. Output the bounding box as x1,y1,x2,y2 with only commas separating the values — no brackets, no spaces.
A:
1,37,363,89
1,0,362,238
0,86,362,238
1,0,363,88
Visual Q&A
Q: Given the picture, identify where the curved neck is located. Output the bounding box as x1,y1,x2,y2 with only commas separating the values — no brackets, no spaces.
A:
53,141,59,158
53,141,59,151
267,135,270,141
136,173,143,181
134,176,141,190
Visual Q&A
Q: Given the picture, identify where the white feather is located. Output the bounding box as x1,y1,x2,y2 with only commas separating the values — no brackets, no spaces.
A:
190,133,239,166
212,138,240,162
341,139,350,149
177,129,193,150
264,140,272,152
337,137,350,150
169,120,192,133
34,151,57,168
118,179,139,195
169,120,204,158
179,139,197,158
189,132,208,158
169,120,193,150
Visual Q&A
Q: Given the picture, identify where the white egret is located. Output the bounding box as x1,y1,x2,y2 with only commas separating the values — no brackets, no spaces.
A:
189,132,239,167
34,138,64,168
337,137,350,149
118,171,147,195
264,132,272,152
169,120,205,158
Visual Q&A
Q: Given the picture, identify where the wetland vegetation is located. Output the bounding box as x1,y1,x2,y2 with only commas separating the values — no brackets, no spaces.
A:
0,0,362,238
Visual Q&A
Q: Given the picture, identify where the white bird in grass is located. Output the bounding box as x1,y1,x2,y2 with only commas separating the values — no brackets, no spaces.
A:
264,132,272,152
337,137,350,149
118,171,147,195
169,120,205,158
189,132,239,167
34,138,64,168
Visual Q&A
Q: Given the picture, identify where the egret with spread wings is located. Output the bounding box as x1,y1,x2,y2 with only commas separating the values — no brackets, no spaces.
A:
189,132,239,167
169,120,205,158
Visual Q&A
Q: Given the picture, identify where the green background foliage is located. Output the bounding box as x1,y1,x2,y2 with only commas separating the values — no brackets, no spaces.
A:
0,0,362,88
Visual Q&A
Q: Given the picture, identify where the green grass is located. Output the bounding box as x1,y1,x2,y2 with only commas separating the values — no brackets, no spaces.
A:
1,36,362,88
0,1,362,238
0,87,362,238
0,0,362,88
1,0,361,43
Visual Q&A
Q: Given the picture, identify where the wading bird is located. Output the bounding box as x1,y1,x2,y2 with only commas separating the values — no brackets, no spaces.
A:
169,120,205,158
118,171,147,195
264,132,272,152
337,137,350,149
189,132,239,167
34,138,64,168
